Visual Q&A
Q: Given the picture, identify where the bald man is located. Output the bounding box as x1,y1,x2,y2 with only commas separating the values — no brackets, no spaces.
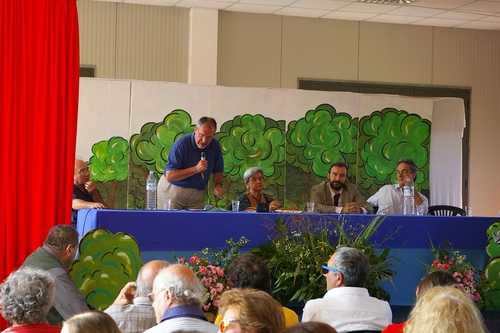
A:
105,260,170,333
145,264,218,333
71,159,109,227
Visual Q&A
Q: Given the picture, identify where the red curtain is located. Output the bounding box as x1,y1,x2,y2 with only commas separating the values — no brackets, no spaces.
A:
0,0,79,329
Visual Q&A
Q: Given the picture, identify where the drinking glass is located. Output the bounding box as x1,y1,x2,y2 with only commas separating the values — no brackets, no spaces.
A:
232,200,240,212
465,206,473,216
163,198,172,210
306,202,315,213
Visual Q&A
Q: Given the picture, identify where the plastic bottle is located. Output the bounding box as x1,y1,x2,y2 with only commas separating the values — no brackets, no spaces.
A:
403,178,414,215
145,171,157,210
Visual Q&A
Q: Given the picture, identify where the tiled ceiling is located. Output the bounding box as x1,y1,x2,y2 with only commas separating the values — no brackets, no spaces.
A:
91,0,500,30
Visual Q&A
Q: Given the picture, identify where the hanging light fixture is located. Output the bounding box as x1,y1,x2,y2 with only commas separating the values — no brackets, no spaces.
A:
359,0,415,4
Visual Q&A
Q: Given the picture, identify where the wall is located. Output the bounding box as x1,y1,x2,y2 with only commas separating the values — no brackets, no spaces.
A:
77,0,500,216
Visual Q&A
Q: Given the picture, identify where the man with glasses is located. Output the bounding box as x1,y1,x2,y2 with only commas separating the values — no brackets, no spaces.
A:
144,264,218,333
310,162,373,214
302,247,392,332
157,116,224,210
72,159,109,228
105,260,170,333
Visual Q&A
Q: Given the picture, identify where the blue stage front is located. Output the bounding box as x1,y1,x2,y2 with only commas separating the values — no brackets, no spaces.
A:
77,209,498,306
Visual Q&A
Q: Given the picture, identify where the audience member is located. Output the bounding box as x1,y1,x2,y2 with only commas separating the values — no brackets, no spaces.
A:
144,264,218,333
367,158,428,215
217,288,285,333
157,117,224,210
0,267,61,333
105,260,170,333
381,270,456,333
302,247,392,332
72,159,109,227
310,162,373,214
237,167,281,212
214,253,298,326
62,311,121,333
280,322,338,333
404,286,488,333
20,225,93,325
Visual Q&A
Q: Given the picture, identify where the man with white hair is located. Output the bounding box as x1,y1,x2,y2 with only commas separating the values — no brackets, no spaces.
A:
144,264,218,333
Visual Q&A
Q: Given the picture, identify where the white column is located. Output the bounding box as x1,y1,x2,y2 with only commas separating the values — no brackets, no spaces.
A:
189,7,218,85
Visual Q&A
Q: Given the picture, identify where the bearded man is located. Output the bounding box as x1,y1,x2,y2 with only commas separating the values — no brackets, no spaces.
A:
309,162,373,214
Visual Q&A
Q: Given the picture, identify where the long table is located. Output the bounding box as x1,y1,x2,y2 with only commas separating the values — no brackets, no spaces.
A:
77,209,499,306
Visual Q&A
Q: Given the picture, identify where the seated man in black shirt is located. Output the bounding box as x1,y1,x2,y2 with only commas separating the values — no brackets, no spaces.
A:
71,159,108,227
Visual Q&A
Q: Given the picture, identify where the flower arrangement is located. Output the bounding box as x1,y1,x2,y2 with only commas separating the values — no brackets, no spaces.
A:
426,239,482,302
174,237,249,315
250,214,400,305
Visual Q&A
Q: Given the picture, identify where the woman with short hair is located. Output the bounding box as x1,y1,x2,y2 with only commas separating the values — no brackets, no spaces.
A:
237,167,281,212
217,289,284,333
0,267,61,333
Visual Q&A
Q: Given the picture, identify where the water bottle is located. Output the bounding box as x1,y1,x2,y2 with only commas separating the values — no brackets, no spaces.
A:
403,178,414,215
145,171,157,210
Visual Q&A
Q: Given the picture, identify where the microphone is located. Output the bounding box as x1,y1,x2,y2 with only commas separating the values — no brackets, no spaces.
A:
200,152,205,179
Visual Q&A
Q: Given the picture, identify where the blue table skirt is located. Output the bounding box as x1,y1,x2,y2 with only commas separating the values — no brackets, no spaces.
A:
77,209,499,306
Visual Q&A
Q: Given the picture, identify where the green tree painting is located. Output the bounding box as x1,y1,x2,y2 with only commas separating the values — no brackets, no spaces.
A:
357,108,431,198
286,104,359,207
69,229,143,310
215,114,286,209
88,137,129,209
128,110,194,209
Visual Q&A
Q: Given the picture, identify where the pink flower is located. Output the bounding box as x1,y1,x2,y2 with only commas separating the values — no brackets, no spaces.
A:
442,264,450,270
199,266,208,275
448,260,453,264
179,257,186,263
190,256,198,264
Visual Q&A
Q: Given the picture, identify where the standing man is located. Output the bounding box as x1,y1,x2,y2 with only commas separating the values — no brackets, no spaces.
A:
302,247,392,332
105,260,170,333
157,117,224,210
310,162,373,214
367,158,428,215
72,159,109,228
145,264,218,333
21,224,93,325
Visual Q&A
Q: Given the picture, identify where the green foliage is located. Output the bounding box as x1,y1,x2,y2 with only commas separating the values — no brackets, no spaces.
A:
214,114,285,205
479,221,500,310
200,237,250,272
357,108,430,196
89,137,129,208
286,104,359,177
251,215,399,305
69,229,143,310
89,137,129,182
129,110,194,176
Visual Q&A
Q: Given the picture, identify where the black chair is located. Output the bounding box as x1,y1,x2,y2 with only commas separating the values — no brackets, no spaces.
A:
428,205,466,216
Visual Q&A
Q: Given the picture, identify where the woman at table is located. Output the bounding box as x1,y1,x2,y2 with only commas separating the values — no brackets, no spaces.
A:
238,167,281,212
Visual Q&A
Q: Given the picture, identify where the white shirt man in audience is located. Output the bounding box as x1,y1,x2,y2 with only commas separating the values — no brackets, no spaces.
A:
105,260,170,333
302,247,392,332
144,264,218,333
367,158,428,214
